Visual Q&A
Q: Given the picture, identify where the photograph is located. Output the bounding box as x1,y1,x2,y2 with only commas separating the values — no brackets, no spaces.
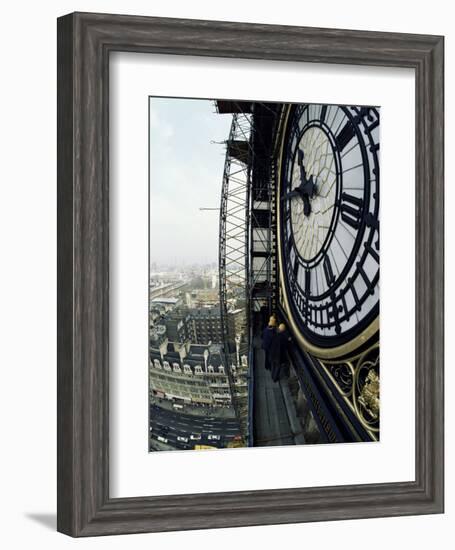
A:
0,1,446,545
148,97,380,451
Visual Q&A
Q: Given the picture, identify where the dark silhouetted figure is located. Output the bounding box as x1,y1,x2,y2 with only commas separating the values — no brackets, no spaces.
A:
270,323,291,382
261,315,277,371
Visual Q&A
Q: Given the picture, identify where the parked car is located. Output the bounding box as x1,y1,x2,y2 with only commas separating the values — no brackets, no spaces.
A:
190,434,201,441
157,435,168,443
207,434,221,441
177,436,189,443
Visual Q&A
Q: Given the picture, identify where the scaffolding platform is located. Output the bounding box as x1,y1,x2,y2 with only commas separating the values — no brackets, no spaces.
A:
252,335,305,447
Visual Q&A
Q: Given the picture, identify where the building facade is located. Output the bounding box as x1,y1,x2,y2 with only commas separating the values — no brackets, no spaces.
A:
149,340,248,408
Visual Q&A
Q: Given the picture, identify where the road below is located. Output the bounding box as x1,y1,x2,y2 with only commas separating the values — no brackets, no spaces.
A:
149,404,241,450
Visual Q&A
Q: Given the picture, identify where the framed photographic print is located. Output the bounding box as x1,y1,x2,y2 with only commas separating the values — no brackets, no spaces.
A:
147,96,380,453
57,12,444,536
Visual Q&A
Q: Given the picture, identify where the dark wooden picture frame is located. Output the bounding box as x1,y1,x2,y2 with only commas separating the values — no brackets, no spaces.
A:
57,12,444,536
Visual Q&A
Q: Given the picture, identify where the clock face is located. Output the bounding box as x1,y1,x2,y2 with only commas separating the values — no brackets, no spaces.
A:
279,104,380,349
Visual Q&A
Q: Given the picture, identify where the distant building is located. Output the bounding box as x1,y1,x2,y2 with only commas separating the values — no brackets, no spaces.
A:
149,324,167,346
188,306,245,345
149,341,247,407
190,306,223,344
162,310,195,342
150,297,181,313
185,288,219,308
149,280,187,300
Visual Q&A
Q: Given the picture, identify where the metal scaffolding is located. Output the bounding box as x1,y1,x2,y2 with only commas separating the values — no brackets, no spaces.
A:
249,104,282,320
218,110,252,438
217,102,281,442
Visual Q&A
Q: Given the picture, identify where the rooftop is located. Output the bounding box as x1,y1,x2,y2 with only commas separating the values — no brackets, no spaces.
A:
151,297,180,305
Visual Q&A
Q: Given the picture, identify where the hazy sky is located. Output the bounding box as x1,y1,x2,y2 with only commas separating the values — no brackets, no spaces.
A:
149,98,232,266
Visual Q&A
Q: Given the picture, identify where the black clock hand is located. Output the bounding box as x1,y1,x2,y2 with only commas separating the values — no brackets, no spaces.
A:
282,150,318,213
281,189,302,202
298,149,317,197
282,187,311,216
301,174,317,198
298,152,311,199
302,194,311,217
297,148,308,183
297,149,318,215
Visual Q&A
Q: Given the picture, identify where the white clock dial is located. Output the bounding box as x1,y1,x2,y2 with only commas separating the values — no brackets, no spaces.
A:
290,127,337,260
279,103,380,347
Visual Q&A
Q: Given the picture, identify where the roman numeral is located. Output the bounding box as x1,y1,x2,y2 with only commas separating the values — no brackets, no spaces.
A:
357,262,375,295
305,305,311,325
320,104,327,124
348,278,362,312
365,242,379,263
327,295,342,335
340,192,364,230
290,278,296,296
293,257,300,279
341,293,349,322
311,307,317,326
323,255,335,287
353,107,379,133
305,269,311,296
336,120,356,151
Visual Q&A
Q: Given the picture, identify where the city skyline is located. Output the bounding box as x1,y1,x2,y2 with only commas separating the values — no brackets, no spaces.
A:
149,98,249,451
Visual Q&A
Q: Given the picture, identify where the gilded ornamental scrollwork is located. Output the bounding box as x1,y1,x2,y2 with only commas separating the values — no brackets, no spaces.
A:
317,343,380,437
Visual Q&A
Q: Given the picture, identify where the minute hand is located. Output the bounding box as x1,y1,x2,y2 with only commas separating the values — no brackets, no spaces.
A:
297,149,317,216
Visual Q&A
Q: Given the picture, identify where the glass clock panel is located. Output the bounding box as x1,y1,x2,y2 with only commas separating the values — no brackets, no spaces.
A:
279,103,380,347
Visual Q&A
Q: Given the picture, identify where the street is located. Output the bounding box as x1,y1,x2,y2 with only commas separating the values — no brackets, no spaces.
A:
149,403,242,450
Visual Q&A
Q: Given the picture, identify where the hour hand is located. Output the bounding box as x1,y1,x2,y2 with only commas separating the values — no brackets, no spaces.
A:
281,189,301,202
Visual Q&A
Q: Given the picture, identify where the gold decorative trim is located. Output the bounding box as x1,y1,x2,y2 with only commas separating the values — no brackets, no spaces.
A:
276,104,379,359
316,341,380,436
